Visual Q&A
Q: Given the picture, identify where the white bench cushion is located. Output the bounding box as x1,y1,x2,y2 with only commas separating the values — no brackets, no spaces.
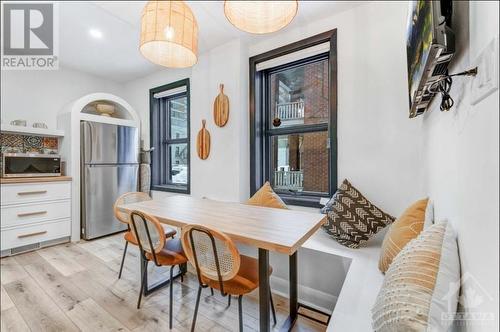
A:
303,228,386,331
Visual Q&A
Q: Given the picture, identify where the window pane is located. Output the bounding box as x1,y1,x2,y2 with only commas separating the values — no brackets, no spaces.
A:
271,132,329,193
169,96,187,139
269,58,329,128
168,143,188,184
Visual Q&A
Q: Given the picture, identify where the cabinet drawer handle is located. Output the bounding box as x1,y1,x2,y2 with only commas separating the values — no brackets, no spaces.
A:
17,190,47,196
17,211,47,217
17,231,47,238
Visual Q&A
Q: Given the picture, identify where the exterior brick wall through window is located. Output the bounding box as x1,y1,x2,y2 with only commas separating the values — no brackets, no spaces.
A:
270,59,329,194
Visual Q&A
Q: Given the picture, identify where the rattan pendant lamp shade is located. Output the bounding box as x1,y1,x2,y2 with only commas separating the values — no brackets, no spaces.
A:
224,1,298,34
140,1,198,68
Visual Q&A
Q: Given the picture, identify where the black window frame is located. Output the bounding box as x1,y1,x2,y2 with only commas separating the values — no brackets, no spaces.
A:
249,30,338,208
150,78,191,194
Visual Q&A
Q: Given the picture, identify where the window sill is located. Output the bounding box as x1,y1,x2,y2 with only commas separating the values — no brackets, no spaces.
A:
279,193,328,208
151,184,190,195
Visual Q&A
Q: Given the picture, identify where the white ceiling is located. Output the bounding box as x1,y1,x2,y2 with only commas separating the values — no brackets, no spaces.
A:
59,1,362,83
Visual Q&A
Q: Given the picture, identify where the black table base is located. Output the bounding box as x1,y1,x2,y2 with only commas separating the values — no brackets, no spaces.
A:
259,250,299,332
140,255,187,296
140,249,328,331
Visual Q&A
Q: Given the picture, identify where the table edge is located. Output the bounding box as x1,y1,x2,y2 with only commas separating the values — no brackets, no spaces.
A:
118,204,327,255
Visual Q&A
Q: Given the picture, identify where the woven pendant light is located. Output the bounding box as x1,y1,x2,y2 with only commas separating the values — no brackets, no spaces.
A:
140,1,198,68
224,1,298,34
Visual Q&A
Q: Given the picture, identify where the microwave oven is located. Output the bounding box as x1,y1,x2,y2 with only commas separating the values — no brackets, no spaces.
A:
2,153,61,177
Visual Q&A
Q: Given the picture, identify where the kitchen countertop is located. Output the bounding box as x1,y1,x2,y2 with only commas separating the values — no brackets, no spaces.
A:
0,176,72,184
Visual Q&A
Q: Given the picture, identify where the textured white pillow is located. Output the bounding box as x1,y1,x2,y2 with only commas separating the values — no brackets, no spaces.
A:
372,221,459,331
424,199,434,229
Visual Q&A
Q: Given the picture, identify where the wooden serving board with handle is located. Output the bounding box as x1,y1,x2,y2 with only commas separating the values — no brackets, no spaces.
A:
213,84,229,127
196,119,210,160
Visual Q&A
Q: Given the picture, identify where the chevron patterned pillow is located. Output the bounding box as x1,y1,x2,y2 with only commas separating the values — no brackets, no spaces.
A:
321,179,395,248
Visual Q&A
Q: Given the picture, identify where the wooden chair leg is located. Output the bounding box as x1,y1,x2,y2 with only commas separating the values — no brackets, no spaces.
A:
210,287,214,296
169,266,174,329
270,290,276,326
227,295,231,307
137,261,148,309
238,295,243,332
191,286,203,332
118,241,128,279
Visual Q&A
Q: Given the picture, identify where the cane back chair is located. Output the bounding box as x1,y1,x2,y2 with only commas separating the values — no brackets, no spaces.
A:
113,192,177,278
181,224,276,332
129,210,187,329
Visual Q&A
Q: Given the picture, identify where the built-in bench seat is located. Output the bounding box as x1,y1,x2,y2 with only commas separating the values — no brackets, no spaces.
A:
194,199,386,330
302,228,386,331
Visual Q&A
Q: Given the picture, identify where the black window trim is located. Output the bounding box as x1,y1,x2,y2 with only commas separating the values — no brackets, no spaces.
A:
149,78,191,194
249,30,338,208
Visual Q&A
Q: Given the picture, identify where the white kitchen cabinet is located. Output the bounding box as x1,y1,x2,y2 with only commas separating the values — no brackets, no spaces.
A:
0,178,72,256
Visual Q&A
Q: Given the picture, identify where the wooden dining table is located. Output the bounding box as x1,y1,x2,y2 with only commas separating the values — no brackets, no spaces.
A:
118,195,327,332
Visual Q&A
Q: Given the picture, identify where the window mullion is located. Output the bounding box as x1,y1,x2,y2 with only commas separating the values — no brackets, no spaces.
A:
160,98,167,185
266,123,328,136
263,72,272,185
165,138,188,145
166,142,172,184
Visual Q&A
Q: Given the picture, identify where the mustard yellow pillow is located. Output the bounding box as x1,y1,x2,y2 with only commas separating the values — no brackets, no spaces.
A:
378,198,428,273
247,182,288,209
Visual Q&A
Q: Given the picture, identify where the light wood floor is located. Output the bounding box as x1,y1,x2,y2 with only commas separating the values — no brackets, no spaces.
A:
1,233,326,332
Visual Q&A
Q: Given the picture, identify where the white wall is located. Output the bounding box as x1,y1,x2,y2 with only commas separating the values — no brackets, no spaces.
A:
2,1,495,323
122,2,424,312
124,39,250,202
122,2,499,322
422,2,499,330
125,2,424,217
250,2,426,217
0,67,125,129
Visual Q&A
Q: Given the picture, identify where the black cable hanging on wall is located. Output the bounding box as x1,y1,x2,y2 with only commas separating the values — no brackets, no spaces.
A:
428,67,478,112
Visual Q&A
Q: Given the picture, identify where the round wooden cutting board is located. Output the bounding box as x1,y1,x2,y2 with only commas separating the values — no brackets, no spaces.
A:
196,120,211,160
213,84,229,127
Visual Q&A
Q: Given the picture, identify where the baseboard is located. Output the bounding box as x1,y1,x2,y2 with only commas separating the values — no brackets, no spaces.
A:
0,236,70,258
270,275,336,314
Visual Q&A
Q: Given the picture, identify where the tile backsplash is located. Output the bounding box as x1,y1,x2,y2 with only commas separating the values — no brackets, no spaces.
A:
0,133,58,154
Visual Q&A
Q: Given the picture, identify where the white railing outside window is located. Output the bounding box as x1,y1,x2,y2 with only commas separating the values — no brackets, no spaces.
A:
275,99,304,121
274,170,303,190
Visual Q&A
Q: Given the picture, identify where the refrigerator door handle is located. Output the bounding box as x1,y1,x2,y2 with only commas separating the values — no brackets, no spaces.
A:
82,121,93,163
87,122,93,163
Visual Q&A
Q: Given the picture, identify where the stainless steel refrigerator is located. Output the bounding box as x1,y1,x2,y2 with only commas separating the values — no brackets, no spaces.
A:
81,121,139,240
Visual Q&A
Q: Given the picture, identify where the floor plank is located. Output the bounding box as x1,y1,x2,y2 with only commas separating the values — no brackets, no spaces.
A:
12,250,42,266
68,269,158,330
23,259,89,311
0,257,28,285
1,284,15,310
66,298,130,332
37,245,86,276
1,233,326,332
77,239,122,262
54,242,110,270
1,307,30,332
4,276,79,331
